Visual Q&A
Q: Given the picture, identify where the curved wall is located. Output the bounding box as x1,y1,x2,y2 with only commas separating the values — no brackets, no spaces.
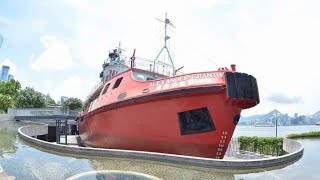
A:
18,125,304,169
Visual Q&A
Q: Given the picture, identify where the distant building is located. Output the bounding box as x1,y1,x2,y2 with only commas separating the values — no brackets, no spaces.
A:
0,34,3,48
8,74,14,80
45,94,54,104
61,96,69,104
0,65,10,81
45,94,52,101
291,118,299,125
300,115,307,124
304,116,314,124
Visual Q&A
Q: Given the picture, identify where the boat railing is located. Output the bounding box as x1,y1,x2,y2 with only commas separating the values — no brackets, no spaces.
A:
85,80,104,100
128,57,175,76
85,57,178,101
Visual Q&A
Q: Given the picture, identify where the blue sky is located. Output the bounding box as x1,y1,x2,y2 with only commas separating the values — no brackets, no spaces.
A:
1,0,320,116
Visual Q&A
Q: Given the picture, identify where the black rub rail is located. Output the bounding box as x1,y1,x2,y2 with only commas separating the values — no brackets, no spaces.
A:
14,115,77,121
225,72,260,104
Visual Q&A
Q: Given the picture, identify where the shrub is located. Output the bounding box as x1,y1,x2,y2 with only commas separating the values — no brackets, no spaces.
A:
238,136,286,156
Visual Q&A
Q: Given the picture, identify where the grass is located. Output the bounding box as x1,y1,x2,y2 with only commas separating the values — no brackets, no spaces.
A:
286,131,320,139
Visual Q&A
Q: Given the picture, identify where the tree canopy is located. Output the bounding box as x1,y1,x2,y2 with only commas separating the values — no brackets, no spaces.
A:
15,87,46,108
0,79,21,97
0,79,21,113
0,79,82,113
62,97,83,110
47,99,56,106
0,94,14,113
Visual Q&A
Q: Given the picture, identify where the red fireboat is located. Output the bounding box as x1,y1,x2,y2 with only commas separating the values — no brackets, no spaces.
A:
78,14,259,159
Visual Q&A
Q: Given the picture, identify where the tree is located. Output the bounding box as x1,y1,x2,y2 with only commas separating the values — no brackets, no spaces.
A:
0,79,21,97
62,97,83,110
47,99,56,106
0,79,21,112
0,94,14,113
44,94,56,106
15,87,46,108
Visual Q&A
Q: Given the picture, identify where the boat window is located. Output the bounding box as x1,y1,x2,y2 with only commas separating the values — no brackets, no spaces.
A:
113,77,123,89
101,83,110,95
133,70,166,81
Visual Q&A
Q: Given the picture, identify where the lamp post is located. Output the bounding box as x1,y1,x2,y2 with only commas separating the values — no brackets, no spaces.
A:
276,116,278,137
273,113,280,137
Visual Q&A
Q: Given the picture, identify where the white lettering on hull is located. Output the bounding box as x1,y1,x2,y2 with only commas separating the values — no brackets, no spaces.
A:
149,72,224,90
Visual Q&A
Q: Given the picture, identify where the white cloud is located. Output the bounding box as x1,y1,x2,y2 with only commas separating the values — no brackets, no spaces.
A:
189,0,232,8
0,15,13,26
57,0,320,116
0,58,17,75
233,0,320,116
58,0,234,71
50,75,92,102
0,34,2,48
267,93,303,104
3,0,320,117
31,35,73,71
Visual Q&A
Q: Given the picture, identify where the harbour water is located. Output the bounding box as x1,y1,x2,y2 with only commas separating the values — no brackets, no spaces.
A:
233,125,320,180
233,125,320,137
1,121,320,180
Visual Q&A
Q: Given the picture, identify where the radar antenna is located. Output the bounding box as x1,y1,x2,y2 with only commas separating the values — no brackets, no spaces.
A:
117,41,126,54
153,13,176,75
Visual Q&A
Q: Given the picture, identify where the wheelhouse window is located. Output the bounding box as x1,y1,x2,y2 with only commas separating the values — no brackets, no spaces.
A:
101,83,110,95
132,70,166,81
113,77,123,89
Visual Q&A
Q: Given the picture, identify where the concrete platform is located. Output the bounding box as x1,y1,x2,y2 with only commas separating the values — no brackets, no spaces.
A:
17,125,304,170
0,165,8,179
0,165,15,180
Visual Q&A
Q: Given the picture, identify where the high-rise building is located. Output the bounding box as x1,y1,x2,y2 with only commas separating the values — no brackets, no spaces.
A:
0,34,3,48
45,94,52,101
61,96,69,104
8,74,14,81
0,65,10,81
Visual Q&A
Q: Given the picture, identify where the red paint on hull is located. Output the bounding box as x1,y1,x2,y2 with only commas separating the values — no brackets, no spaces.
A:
79,68,259,159
79,92,240,158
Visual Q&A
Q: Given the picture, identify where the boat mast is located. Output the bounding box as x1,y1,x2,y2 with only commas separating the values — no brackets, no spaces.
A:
153,13,176,75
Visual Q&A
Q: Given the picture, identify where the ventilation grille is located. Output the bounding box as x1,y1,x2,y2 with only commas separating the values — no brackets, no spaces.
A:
178,107,215,135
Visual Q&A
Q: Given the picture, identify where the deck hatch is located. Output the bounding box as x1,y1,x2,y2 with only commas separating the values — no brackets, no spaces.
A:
178,107,215,135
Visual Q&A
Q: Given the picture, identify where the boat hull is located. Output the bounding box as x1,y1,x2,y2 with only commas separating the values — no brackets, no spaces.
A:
79,90,240,158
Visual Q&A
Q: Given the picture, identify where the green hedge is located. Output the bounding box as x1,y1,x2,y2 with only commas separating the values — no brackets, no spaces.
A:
287,131,320,138
238,136,286,156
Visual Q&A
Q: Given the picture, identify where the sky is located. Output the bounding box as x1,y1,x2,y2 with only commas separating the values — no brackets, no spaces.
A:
1,0,320,116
